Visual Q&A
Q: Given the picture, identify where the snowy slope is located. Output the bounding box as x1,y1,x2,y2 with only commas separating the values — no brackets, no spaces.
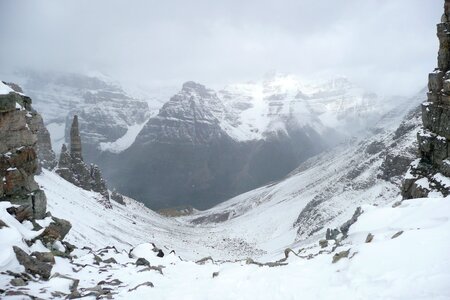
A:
2,187,449,299
184,91,424,252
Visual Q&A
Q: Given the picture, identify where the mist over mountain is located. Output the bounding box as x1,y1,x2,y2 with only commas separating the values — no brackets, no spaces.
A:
0,1,449,299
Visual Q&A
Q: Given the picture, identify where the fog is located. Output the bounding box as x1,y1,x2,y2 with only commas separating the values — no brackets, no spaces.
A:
0,0,442,96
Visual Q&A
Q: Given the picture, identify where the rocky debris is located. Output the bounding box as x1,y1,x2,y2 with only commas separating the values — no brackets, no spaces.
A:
391,231,404,239
332,249,350,264
110,189,125,205
56,115,111,208
0,87,48,219
13,246,52,279
403,2,450,198
212,271,219,278
365,233,374,243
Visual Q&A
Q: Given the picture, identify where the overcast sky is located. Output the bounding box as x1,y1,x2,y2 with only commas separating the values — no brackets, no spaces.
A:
0,0,443,96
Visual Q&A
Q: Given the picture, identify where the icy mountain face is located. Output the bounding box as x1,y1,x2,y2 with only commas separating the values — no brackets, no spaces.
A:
101,80,329,210
186,90,423,246
11,72,151,161
218,74,390,142
135,82,231,145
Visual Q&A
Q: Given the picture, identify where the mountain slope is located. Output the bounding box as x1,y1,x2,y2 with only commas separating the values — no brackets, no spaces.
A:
6,72,153,162
101,76,396,210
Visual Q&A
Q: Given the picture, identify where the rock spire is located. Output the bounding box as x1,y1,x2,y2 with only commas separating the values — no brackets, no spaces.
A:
56,115,112,208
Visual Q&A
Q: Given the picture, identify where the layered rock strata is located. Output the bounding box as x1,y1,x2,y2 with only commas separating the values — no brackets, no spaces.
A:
0,83,47,218
402,1,450,198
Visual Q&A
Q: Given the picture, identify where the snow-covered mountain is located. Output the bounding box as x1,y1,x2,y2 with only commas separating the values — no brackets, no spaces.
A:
100,75,402,210
1,78,448,299
2,168,449,299
3,71,157,161
218,74,388,142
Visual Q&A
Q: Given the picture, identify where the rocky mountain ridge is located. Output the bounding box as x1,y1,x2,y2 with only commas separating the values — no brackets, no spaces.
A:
402,4,450,198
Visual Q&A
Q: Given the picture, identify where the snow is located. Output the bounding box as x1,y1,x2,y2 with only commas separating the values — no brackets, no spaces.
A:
0,81,13,95
99,119,149,153
46,122,66,155
2,182,449,299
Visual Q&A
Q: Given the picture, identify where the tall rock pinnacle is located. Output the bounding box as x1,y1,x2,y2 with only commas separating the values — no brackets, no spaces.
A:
402,0,450,198
56,115,114,208
70,115,83,160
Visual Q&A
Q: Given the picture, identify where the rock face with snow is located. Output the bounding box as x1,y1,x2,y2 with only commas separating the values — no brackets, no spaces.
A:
0,82,47,218
102,81,331,209
11,72,151,162
3,82,57,172
403,4,450,198
56,116,111,208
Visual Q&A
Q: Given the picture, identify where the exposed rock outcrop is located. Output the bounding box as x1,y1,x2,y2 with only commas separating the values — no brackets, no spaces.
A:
3,82,57,173
402,2,450,198
56,115,111,208
0,83,47,218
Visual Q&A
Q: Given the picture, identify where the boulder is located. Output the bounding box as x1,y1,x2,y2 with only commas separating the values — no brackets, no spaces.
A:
13,246,52,279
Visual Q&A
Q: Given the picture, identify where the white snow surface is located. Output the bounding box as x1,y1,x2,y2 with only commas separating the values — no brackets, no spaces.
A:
1,178,449,299
0,81,13,95
99,119,149,153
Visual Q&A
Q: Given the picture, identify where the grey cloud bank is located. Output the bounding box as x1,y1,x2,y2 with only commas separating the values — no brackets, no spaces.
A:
0,0,442,96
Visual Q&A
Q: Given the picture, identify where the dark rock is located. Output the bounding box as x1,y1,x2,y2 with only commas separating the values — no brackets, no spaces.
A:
63,241,76,253
128,281,154,292
391,231,404,239
37,217,71,245
402,5,450,198
56,115,112,208
135,257,150,266
0,219,7,228
156,249,164,258
212,272,219,278
103,257,117,264
110,189,125,205
340,207,363,236
13,246,52,279
0,89,48,219
326,228,340,240
365,233,374,243
9,205,33,223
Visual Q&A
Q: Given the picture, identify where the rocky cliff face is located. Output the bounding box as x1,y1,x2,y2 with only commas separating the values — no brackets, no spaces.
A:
56,116,112,208
3,82,57,172
0,82,47,218
402,3,450,199
10,72,152,162
100,80,366,210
